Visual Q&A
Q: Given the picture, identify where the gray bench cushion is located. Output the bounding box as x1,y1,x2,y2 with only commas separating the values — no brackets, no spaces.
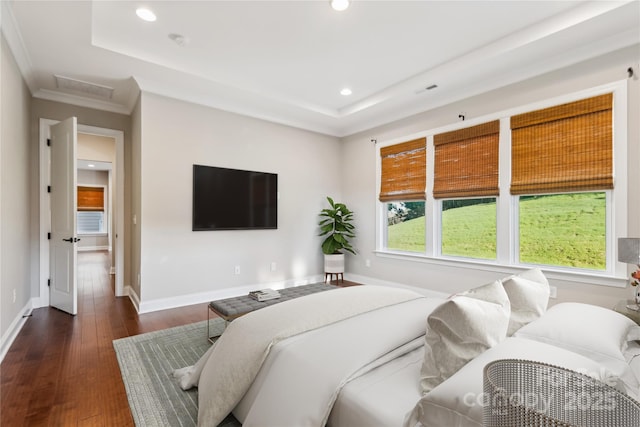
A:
209,282,336,318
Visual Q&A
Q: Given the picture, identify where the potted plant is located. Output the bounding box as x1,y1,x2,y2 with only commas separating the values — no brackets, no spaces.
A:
318,197,356,281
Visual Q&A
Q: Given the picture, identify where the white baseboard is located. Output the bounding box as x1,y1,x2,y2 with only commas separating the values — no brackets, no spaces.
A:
345,273,450,299
136,275,325,314
127,286,140,312
131,273,449,314
0,299,35,363
30,294,49,309
78,246,109,252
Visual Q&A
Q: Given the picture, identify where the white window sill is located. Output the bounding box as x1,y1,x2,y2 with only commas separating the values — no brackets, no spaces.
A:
77,233,108,237
373,250,628,288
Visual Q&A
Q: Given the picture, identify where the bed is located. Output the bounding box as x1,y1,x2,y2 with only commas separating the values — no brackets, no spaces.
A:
175,269,640,427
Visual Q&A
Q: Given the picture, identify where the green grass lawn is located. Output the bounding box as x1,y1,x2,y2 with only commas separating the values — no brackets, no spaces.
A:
387,193,606,269
442,201,496,259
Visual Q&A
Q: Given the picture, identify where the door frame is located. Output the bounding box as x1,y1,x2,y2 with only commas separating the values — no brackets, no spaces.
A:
38,118,125,306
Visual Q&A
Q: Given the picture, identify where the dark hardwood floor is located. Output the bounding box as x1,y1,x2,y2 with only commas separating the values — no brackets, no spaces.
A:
1,251,355,426
0,251,209,426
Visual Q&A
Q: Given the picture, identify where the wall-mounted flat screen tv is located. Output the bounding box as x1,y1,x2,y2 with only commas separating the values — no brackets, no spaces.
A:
192,165,278,231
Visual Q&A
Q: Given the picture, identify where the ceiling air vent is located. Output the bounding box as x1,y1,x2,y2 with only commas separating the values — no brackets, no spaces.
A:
415,84,438,95
55,75,114,100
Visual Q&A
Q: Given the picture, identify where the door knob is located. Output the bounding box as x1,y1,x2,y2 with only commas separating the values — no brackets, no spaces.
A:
62,237,73,242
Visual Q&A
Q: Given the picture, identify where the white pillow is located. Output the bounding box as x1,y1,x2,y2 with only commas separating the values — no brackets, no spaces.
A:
501,268,550,335
419,280,510,393
406,337,618,427
514,302,640,392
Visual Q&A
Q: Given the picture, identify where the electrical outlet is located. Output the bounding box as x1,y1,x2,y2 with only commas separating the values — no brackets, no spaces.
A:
549,286,557,299
12,289,16,303
270,262,277,272
365,259,371,267
234,265,241,275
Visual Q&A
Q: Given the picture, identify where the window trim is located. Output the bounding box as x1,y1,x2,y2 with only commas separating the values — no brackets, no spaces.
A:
375,80,628,287
76,183,108,235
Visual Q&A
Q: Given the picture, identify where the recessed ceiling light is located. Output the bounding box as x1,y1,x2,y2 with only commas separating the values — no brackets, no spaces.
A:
331,0,350,12
88,164,95,168
340,88,352,96
136,8,157,22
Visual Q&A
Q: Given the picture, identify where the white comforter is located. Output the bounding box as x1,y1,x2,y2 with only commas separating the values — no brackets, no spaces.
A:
175,285,429,427
236,296,444,427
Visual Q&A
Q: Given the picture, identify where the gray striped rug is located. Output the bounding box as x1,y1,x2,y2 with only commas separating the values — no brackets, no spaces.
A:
113,319,241,427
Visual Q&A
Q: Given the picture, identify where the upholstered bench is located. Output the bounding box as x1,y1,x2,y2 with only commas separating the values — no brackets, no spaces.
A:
207,282,337,342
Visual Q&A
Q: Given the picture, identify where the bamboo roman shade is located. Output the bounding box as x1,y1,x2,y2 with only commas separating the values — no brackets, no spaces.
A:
510,93,613,195
379,138,426,202
77,186,104,211
433,120,500,199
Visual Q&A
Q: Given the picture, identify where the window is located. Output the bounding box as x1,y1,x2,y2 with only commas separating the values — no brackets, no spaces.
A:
77,211,105,234
434,121,500,260
77,185,106,234
441,198,496,260
386,201,426,252
379,138,426,253
376,83,625,281
511,93,612,270
518,193,606,269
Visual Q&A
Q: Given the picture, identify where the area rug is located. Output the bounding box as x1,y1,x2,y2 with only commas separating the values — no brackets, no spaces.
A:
113,319,240,427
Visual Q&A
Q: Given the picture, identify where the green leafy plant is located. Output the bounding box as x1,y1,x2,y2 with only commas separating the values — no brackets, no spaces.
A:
318,196,356,255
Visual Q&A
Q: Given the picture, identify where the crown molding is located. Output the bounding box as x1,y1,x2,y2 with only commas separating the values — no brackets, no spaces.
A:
1,1,36,95
33,88,132,115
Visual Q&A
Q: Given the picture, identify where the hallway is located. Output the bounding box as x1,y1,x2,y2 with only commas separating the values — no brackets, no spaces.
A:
1,251,209,426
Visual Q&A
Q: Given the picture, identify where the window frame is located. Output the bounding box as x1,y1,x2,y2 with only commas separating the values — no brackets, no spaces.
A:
375,80,628,287
76,183,108,236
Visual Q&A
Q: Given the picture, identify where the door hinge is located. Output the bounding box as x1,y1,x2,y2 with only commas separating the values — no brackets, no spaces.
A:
47,186,51,193
47,138,51,146
47,232,51,240
48,279,51,287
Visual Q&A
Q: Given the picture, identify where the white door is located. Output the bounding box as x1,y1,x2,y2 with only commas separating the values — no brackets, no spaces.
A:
50,117,78,315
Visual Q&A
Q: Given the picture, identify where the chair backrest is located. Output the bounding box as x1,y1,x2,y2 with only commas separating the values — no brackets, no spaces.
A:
483,358,640,427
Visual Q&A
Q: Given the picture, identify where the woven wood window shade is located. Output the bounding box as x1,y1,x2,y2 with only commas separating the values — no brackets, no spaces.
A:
379,138,426,202
433,120,500,199
77,186,104,211
510,93,613,195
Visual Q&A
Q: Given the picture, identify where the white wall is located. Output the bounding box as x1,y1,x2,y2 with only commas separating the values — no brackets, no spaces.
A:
1,34,32,349
341,45,640,309
77,169,109,186
130,95,142,300
136,92,342,309
77,133,116,163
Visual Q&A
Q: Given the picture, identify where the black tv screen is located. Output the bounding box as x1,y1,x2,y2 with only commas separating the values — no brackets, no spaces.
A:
192,165,278,231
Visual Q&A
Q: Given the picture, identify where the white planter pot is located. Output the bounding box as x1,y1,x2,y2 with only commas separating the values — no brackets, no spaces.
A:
324,253,345,273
